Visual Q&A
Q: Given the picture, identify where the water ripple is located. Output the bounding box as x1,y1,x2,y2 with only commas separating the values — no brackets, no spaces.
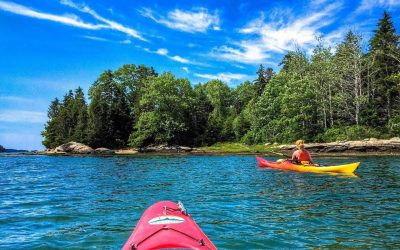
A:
0,155,399,249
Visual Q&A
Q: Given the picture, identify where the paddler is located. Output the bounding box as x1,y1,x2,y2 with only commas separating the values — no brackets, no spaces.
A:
291,139,314,165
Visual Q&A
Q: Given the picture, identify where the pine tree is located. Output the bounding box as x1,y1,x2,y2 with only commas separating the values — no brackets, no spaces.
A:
42,98,62,148
71,87,89,143
368,11,400,126
254,64,267,96
88,70,131,148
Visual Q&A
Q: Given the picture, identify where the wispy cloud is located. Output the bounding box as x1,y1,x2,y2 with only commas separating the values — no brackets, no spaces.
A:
0,0,146,41
181,67,189,73
0,0,106,29
83,35,109,42
145,47,196,64
209,43,272,64
140,7,220,33
61,0,146,41
194,72,251,85
0,110,47,123
83,35,131,44
209,2,343,64
156,48,168,55
357,0,400,12
170,55,189,63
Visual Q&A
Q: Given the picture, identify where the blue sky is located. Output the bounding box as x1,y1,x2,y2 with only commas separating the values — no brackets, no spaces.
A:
0,0,399,150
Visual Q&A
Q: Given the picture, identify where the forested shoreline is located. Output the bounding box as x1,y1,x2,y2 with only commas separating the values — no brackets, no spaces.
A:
42,12,400,149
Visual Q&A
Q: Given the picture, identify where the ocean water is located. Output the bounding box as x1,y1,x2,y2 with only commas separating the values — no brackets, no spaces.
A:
0,154,399,249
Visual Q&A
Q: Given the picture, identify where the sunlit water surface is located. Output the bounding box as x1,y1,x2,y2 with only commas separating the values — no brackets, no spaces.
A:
0,155,399,249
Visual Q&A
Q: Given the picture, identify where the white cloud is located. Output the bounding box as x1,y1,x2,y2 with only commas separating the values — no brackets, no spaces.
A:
0,1,146,41
209,2,343,64
0,110,47,123
170,55,189,63
194,72,251,84
121,39,131,44
140,7,220,33
0,0,106,29
61,0,146,41
209,43,272,64
357,0,400,12
83,35,109,42
144,47,194,64
156,48,168,55
182,67,189,73
83,35,132,44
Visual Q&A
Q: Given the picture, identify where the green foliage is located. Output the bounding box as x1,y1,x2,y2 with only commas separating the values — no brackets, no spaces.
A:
388,115,400,136
317,126,382,142
199,142,278,153
368,11,400,126
114,64,157,122
88,70,131,148
42,88,89,149
129,73,194,147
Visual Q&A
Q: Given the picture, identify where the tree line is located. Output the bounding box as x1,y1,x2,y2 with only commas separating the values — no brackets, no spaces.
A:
42,12,400,149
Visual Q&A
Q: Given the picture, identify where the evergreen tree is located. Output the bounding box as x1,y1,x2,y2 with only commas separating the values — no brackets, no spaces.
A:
254,64,273,96
42,98,63,148
71,87,89,143
368,11,400,126
88,70,131,148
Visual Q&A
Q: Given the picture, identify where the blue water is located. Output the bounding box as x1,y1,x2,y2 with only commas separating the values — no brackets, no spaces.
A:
0,155,399,249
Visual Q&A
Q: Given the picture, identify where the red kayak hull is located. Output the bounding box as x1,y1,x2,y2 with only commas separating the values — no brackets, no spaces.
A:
122,201,216,250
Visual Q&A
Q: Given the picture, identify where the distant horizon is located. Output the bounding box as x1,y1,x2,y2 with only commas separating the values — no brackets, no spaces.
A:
1,0,400,150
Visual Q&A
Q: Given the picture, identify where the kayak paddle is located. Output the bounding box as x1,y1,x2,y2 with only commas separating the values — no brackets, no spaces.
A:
265,150,291,158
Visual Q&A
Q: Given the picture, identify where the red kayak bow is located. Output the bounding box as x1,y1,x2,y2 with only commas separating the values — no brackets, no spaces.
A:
122,201,217,250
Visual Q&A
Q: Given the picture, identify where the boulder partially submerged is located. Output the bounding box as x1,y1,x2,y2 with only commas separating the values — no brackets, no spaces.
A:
279,138,400,152
93,147,115,155
54,142,94,154
41,142,116,155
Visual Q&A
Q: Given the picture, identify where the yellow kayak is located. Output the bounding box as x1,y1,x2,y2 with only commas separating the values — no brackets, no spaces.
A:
256,156,360,174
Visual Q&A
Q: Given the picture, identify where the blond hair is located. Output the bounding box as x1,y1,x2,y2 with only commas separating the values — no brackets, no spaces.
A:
296,140,305,149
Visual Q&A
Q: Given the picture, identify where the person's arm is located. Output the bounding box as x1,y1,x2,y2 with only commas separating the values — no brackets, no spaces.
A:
291,151,298,163
307,150,314,164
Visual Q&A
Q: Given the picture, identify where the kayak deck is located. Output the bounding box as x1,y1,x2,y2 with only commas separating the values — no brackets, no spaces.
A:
256,156,360,173
122,201,216,250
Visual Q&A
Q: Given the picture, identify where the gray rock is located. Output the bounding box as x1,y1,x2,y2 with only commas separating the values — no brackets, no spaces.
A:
93,148,114,155
139,145,193,153
55,142,93,154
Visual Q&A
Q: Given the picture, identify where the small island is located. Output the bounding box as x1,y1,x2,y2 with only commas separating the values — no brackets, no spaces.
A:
37,12,400,157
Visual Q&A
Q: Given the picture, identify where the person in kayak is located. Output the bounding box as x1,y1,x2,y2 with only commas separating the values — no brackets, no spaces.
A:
291,140,314,165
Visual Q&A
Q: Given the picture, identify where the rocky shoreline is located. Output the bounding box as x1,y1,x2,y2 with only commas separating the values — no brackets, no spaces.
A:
279,137,400,153
37,142,207,156
34,138,400,156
